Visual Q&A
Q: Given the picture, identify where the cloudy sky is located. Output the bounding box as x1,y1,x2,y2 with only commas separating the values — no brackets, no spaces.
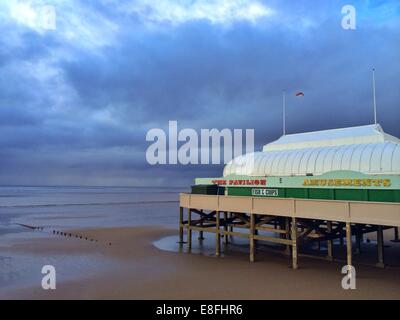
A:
0,0,399,186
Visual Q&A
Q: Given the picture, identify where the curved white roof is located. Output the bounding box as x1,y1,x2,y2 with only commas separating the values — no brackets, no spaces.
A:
224,124,400,177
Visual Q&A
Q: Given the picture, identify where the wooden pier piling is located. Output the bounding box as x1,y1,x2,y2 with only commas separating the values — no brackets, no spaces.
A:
250,214,255,262
179,207,184,244
216,211,221,257
291,217,298,270
327,221,333,261
224,212,229,245
198,209,204,240
346,222,352,268
393,227,399,242
285,217,291,255
377,226,385,268
188,209,192,251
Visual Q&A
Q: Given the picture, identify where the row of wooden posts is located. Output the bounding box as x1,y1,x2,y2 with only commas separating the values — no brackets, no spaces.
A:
179,207,394,269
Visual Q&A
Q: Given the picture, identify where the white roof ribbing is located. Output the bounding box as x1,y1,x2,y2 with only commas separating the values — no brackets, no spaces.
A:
224,124,400,177
263,124,400,152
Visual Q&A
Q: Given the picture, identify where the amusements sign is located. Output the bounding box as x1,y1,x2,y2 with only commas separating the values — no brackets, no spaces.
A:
303,178,392,188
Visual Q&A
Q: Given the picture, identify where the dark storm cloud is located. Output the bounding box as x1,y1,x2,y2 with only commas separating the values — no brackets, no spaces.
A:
0,0,399,186
62,15,400,129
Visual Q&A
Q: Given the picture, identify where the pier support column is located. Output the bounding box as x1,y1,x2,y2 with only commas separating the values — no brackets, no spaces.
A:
327,221,333,261
291,217,298,270
346,222,352,268
198,210,204,240
228,212,233,239
229,212,234,242
188,209,192,252
254,219,259,248
250,214,255,262
279,219,284,239
355,231,362,255
377,226,385,268
179,207,184,244
216,211,221,257
392,227,400,243
285,217,291,255
224,212,229,245
340,224,344,246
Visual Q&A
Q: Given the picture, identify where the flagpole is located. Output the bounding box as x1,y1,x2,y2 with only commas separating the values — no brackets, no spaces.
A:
283,90,286,136
372,68,377,125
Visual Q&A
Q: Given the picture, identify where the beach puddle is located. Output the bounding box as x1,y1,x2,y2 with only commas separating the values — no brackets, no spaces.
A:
154,234,241,257
153,232,282,257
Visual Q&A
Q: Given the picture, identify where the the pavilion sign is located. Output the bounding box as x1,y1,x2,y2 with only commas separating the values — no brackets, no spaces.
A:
211,179,267,186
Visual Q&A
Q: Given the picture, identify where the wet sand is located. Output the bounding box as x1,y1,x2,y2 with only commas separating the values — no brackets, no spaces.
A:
1,226,400,300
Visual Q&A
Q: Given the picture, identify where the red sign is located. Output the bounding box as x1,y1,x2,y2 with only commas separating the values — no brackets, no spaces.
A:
211,179,267,186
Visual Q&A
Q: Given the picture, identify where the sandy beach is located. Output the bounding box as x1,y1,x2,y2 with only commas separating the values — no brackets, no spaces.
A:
1,225,400,300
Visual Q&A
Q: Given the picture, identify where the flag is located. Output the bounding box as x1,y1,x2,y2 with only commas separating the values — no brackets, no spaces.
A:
295,92,304,97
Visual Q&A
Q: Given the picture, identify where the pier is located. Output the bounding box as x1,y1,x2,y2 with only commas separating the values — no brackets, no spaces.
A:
179,193,400,269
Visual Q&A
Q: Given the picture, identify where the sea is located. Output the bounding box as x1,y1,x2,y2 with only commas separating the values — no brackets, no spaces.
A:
0,185,187,293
